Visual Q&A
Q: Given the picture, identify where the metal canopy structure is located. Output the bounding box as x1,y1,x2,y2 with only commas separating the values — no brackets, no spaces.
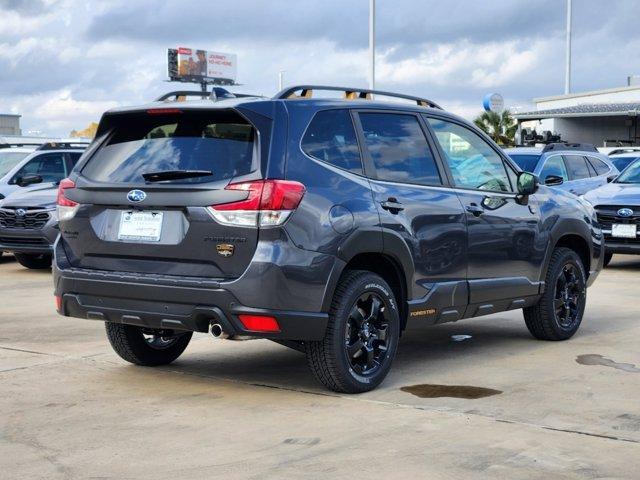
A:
514,102,640,120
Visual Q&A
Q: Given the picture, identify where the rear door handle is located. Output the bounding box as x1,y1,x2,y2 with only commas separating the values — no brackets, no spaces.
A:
380,198,404,213
466,204,484,217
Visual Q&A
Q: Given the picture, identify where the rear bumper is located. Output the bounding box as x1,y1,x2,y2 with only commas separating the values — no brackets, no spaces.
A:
53,240,332,341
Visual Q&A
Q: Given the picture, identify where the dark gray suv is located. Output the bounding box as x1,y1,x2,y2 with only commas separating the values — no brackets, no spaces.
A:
53,86,603,393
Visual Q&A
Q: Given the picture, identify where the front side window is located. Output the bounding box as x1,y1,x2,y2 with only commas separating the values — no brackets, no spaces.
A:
359,113,441,186
12,153,66,184
427,117,511,192
301,109,362,174
564,155,591,180
82,110,256,184
540,156,569,182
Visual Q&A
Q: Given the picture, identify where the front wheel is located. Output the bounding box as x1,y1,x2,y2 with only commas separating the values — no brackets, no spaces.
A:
14,253,52,269
523,247,586,340
305,270,400,393
105,323,192,366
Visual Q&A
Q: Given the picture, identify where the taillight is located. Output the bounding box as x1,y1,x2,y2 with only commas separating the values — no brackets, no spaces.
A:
207,180,305,227
56,178,79,221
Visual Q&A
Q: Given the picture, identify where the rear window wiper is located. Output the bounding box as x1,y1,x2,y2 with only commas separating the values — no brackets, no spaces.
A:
142,170,213,182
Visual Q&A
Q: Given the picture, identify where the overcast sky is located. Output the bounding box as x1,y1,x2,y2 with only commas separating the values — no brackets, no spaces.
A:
1,0,639,136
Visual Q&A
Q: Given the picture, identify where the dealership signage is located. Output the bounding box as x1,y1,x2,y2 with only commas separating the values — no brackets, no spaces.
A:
167,47,237,85
483,93,504,113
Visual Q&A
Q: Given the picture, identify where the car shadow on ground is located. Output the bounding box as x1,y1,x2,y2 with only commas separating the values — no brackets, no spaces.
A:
135,318,572,394
607,256,640,270
0,254,15,264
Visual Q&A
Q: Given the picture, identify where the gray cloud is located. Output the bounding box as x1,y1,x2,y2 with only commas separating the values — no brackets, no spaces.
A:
0,0,638,136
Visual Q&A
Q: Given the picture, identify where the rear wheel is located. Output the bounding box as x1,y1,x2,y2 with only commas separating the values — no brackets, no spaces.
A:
523,247,586,340
105,323,192,366
603,252,613,268
305,270,400,393
14,253,52,270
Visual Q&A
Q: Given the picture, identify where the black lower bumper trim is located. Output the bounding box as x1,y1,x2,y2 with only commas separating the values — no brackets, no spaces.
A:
59,292,328,341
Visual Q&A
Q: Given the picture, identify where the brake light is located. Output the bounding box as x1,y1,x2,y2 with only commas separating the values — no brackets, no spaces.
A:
146,108,182,115
207,180,305,227
238,314,280,332
57,178,79,221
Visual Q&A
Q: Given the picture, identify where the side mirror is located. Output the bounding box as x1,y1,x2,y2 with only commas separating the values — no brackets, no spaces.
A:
517,171,539,195
16,174,43,187
544,174,564,186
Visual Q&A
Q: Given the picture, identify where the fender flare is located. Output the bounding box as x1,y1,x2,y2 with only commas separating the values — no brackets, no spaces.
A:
320,227,415,312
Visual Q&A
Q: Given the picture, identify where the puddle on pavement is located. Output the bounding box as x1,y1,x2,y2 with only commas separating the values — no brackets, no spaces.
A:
576,354,640,373
400,384,502,399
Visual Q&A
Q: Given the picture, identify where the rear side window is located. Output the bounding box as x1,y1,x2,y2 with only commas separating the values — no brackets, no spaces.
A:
82,110,256,184
359,113,441,186
587,156,610,175
301,109,362,174
564,155,591,180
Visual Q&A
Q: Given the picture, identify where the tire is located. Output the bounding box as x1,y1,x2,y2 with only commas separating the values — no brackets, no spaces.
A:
305,270,400,393
14,253,52,270
523,247,587,341
603,252,613,268
105,323,192,366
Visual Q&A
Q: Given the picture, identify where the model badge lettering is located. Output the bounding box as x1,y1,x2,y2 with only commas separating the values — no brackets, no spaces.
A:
127,190,146,203
216,244,235,257
410,309,437,317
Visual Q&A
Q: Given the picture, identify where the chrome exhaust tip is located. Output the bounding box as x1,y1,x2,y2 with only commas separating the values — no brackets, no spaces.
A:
210,323,230,339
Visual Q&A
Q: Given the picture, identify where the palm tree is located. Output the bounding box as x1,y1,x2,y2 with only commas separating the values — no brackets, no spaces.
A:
474,110,518,146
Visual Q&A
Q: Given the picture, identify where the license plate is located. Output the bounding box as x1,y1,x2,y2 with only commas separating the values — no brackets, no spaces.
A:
611,223,637,239
118,211,163,242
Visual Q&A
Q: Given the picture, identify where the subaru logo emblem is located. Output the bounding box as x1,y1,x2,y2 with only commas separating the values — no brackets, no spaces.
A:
127,190,146,203
15,208,26,217
617,208,634,217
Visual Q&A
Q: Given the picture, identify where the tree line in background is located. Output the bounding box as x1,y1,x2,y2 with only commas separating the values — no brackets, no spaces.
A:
70,122,98,139
473,110,517,147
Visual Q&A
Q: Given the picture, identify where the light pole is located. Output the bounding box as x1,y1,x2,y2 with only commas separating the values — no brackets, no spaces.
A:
278,70,286,91
565,0,572,95
369,0,375,90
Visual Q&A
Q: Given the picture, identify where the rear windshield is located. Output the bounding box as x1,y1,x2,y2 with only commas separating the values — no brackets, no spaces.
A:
0,151,30,177
507,154,540,173
82,110,256,184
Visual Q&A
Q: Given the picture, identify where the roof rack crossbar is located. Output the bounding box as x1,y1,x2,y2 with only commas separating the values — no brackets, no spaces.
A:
274,85,443,110
36,141,90,151
541,142,598,153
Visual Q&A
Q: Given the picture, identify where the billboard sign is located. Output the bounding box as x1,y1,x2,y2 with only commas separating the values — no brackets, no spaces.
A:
167,47,237,85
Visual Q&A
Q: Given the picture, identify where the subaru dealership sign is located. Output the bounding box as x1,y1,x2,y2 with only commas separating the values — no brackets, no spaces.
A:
483,93,504,113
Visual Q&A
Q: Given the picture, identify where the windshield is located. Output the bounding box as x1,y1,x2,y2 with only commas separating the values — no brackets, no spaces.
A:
82,110,257,184
507,154,539,173
616,160,640,183
0,151,29,177
611,156,640,173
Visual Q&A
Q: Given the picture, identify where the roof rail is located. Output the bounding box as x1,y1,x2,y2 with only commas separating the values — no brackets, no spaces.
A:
274,85,443,109
36,141,90,151
541,142,598,153
156,88,261,103
0,141,43,149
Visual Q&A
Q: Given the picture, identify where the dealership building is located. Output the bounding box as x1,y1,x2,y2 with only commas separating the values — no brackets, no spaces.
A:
0,113,21,136
514,81,640,147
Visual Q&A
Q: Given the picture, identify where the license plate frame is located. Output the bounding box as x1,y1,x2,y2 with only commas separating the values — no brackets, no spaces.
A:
611,223,637,239
117,211,164,242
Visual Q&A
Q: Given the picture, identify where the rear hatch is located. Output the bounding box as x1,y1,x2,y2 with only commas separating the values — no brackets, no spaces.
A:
59,107,267,279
